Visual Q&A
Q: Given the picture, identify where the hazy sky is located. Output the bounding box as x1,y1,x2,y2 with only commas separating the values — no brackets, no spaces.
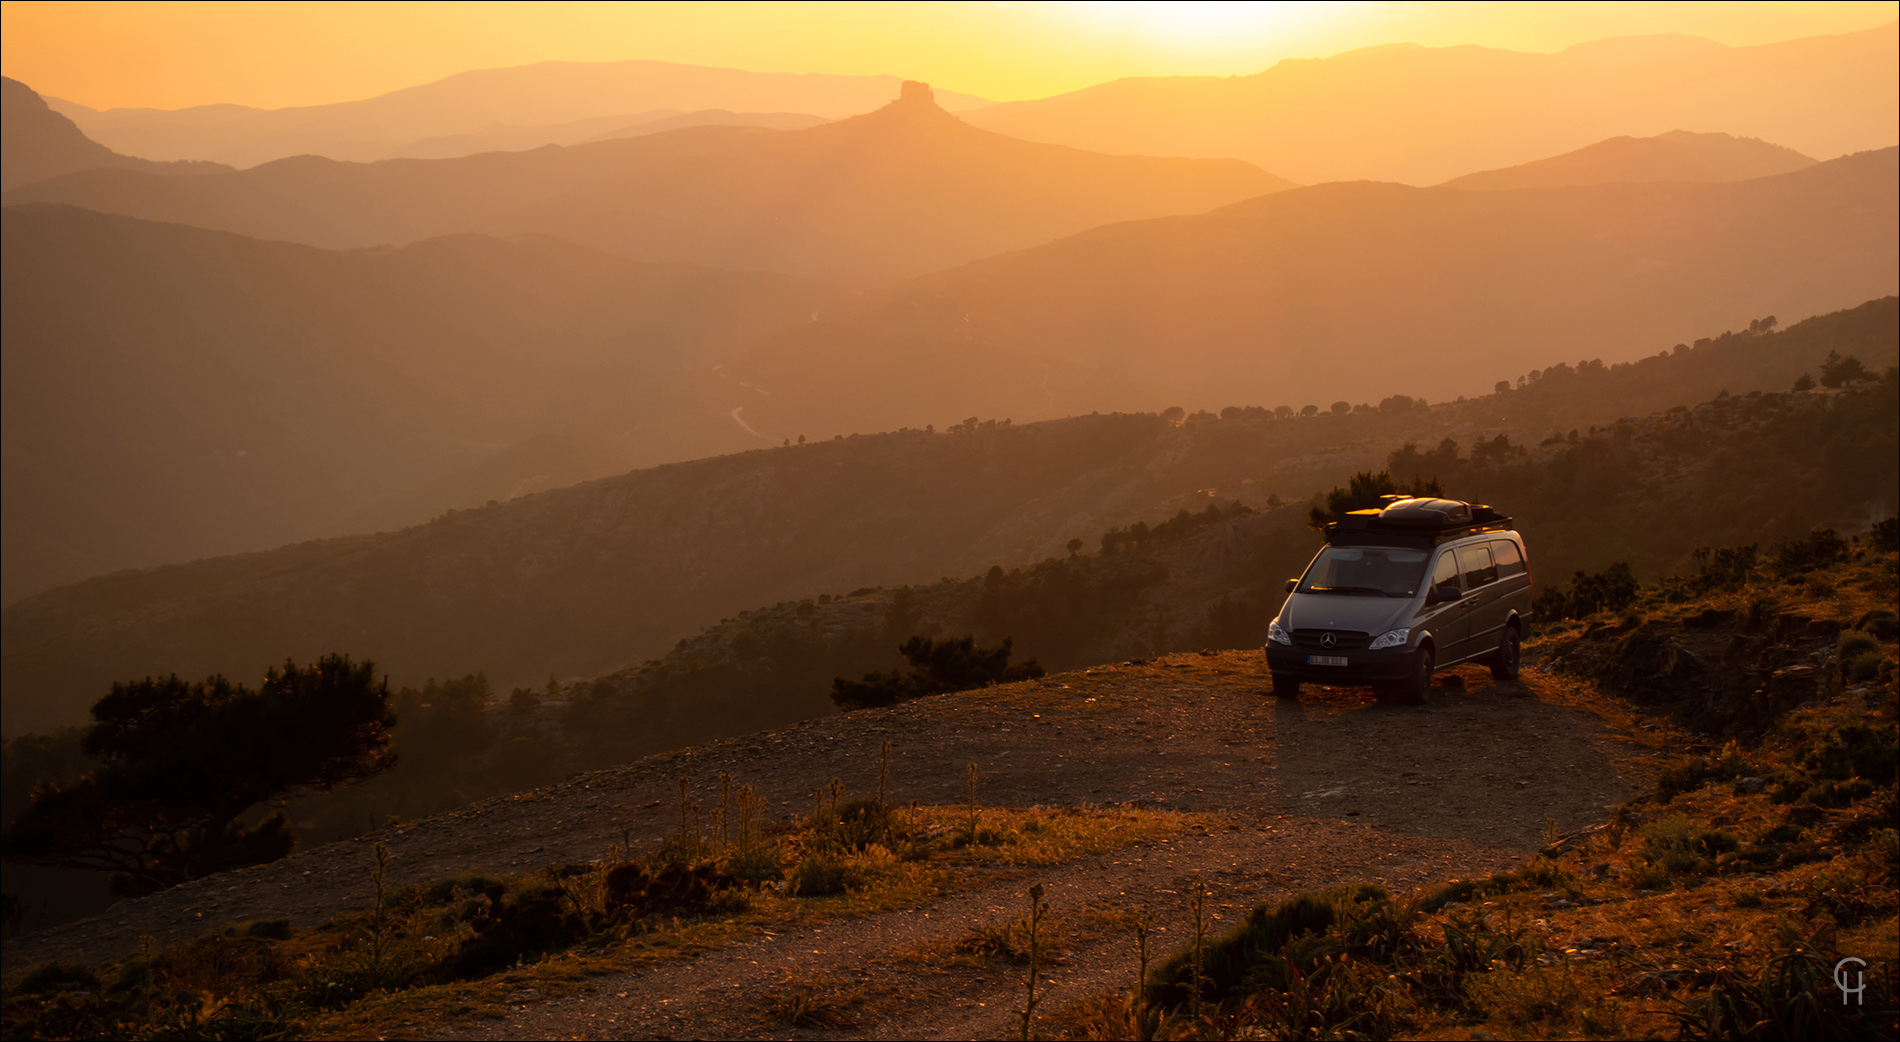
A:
4,1,1897,110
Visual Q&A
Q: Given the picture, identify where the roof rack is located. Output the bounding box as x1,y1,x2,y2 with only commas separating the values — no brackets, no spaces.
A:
1324,497,1514,548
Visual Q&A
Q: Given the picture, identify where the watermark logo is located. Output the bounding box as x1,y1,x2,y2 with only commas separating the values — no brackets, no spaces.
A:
1835,957,1865,1005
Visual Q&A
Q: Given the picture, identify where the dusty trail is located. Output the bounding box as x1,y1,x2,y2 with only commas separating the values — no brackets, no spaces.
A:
4,652,1652,1039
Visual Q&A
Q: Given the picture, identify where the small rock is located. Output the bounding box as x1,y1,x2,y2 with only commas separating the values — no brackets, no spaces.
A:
1736,777,1766,794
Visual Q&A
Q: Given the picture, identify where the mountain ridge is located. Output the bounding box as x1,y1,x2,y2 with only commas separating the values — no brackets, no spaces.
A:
47,58,991,167
965,23,1899,185
1440,129,1816,189
1,77,230,191
720,148,1898,437
7,84,1288,286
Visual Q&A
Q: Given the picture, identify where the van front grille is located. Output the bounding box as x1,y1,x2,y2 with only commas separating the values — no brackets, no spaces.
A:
1291,630,1372,650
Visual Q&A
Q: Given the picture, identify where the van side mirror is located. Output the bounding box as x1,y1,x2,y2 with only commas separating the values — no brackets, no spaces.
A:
1427,583,1461,605
1285,579,1298,593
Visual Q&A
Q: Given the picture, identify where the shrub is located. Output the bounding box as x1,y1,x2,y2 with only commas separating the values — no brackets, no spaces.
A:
15,962,101,995
1151,884,1394,1005
1640,815,1706,875
1772,529,1850,574
788,852,868,897
1667,933,1895,1041
1536,562,1640,621
1855,609,1898,642
1799,720,1899,781
1838,630,1884,682
1871,517,1899,553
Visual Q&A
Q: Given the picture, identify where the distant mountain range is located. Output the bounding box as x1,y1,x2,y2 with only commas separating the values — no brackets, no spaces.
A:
1441,130,1816,190
332,108,834,162
6,82,1287,286
966,24,1899,184
1,204,839,603
1,77,229,190
719,149,1897,437
4,145,1892,602
5,298,1891,735
45,59,991,167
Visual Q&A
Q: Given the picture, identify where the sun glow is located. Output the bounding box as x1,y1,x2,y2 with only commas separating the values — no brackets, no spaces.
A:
1066,0,1336,47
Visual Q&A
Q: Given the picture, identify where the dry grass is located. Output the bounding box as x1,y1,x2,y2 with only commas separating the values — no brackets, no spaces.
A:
1,802,1198,1039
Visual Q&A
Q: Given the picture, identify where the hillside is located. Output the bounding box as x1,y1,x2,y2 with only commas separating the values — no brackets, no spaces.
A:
4,158,1887,603
1,205,838,603
553,365,1897,771
4,537,1893,1038
721,150,1897,431
47,58,989,167
0,78,228,191
5,83,1288,286
1441,130,1816,190
965,23,1899,185
4,300,1891,736
328,108,832,162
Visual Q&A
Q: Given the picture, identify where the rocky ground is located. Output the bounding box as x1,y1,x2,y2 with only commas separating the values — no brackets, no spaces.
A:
2,649,1658,1039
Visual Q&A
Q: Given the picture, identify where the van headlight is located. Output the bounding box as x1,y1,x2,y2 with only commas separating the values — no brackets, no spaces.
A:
1369,628,1411,650
1268,621,1292,645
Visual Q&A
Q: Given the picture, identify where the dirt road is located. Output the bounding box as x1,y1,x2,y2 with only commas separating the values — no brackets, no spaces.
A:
3,652,1652,1038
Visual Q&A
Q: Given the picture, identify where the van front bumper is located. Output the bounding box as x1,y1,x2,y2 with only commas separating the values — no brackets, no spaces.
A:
1263,643,1419,685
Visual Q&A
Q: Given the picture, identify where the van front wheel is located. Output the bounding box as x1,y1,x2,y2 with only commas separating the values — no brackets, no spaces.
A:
1395,647,1433,705
1271,676,1301,700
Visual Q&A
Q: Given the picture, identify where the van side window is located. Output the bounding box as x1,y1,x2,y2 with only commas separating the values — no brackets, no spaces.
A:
1492,540,1525,576
1431,551,1460,590
1457,544,1497,587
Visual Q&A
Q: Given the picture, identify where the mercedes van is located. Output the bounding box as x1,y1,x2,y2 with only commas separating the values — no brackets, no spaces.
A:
1263,497,1531,704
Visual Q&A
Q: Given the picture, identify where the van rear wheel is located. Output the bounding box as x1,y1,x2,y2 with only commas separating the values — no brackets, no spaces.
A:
1489,627,1521,681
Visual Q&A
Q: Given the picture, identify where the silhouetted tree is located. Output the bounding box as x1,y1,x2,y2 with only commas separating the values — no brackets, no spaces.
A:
1067,537,1084,557
1792,372,1816,392
831,636,1043,710
1820,351,1869,388
1,655,396,895
1307,471,1444,530
1300,404,1319,418
1330,401,1351,415
1161,406,1186,424
1495,380,1511,394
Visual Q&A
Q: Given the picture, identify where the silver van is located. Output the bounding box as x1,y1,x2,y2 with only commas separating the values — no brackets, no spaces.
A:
1263,497,1531,703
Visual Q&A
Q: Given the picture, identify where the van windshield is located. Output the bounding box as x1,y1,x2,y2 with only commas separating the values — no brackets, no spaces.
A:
1298,547,1430,597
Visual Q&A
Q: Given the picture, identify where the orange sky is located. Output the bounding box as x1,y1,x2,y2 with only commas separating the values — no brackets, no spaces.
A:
4,1,1896,111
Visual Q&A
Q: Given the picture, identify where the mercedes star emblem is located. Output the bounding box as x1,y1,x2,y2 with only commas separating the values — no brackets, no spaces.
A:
1320,632,1337,648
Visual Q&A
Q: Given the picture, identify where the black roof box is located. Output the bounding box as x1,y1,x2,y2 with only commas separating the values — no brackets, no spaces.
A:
1378,497,1470,526
1325,497,1512,547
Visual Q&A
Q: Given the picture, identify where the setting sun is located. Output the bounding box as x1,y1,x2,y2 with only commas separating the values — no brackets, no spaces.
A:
1065,0,1334,46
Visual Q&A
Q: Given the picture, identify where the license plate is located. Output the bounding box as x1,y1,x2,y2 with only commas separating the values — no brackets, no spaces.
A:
1306,655,1348,667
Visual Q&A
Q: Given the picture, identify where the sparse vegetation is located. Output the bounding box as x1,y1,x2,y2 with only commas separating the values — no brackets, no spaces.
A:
1045,535,1899,1040
2,656,396,897
1,781,1200,1038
